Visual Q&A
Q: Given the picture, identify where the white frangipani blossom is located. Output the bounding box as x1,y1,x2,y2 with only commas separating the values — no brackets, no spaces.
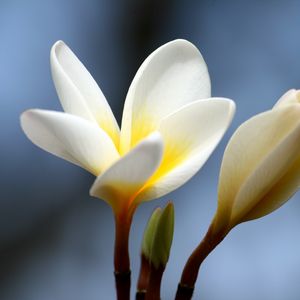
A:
175,91,300,297
21,40,235,214
213,90,300,233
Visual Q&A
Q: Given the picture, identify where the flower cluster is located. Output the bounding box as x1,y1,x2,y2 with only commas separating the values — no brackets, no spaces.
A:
21,40,300,300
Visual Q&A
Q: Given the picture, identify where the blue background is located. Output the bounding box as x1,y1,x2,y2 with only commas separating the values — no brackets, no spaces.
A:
1,0,300,299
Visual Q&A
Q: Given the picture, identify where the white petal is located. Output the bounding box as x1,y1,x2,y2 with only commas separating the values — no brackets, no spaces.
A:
242,154,300,222
273,89,300,108
90,132,164,213
50,41,120,146
216,105,300,230
20,109,119,175
120,39,211,154
231,115,300,224
135,98,235,202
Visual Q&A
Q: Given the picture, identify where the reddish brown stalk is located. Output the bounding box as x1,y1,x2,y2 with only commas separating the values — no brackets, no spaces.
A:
145,264,164,300
136,254,151,299
175,224,228,300
136,290,146,300
114,210,134,300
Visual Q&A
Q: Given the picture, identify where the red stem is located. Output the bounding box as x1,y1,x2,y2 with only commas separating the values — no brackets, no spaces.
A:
114,211,134,300
145,264,164,300
136,254,151,295
175,224,228,300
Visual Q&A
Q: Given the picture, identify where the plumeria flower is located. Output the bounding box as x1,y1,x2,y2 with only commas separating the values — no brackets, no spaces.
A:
21,40,235,296
213,89,300,233
176,89,300,300
21,39,235,219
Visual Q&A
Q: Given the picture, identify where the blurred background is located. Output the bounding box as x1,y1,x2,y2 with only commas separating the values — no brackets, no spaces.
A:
1,0,300,299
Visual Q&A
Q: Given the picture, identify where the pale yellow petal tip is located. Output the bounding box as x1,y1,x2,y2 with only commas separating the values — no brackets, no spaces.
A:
89,185,96,198
228,98,237,112
144,131,164,148
228,100,236,123
20,111,29,132
167,39,196,48
89,176,102,198
51,40,66,53
209,97,236,124
274,89,300,108
50,40,70,63
20,109,39,130
154,39,205,63
139,131,164,165
20,109,29,121
219,98,236,119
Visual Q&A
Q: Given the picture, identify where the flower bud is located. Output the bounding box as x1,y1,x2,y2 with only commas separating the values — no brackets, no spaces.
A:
213,91,300,234
142,202,175,269
142,207,162,261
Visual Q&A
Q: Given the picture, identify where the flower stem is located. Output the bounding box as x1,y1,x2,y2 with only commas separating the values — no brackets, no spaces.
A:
175,223,228,300
136,291,146,300
136,254,151,299
115,270,131,300
114,212,133,300
145,264,164,300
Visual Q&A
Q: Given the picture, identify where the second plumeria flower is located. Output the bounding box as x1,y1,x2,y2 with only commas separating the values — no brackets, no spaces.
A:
175,89,300,300
21,40,235,218
214,89,300,233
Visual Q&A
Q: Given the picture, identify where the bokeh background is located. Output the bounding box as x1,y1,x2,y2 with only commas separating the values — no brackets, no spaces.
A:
1,0,300,299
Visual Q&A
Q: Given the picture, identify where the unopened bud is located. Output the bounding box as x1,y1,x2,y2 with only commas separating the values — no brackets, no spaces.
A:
143,202,175,269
